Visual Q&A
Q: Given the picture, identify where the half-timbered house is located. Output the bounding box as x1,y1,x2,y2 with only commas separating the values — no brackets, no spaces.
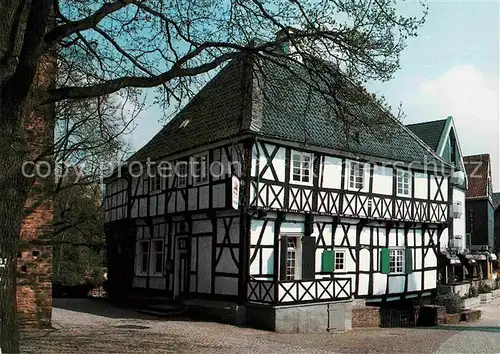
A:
407,117,468,291
104,52,454,332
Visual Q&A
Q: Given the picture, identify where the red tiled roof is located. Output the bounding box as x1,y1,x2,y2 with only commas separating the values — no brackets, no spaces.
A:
464,154,490,198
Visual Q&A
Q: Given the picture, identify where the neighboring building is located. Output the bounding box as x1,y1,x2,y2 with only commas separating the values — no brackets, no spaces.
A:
463,154,496,280
104,53,454,332
406,117,468,289
492,192,500,252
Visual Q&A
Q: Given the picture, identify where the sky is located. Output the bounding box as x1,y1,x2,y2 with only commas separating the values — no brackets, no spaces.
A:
127,0,500,188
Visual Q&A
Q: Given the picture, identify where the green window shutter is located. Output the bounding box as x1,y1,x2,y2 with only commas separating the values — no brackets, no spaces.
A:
322,250,334,272
405,248,413,274
380,248,390,274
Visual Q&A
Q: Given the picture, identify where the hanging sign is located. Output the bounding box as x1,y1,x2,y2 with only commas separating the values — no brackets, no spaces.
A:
232,175,240,210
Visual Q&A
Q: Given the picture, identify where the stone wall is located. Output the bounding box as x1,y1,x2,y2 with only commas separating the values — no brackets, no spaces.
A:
352,307,380,328
246,301,353,333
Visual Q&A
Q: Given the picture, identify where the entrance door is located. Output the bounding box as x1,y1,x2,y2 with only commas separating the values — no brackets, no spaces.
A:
174,236,189,299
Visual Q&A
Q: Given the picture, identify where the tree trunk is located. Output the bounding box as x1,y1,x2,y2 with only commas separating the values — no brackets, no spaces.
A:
0,102,27,353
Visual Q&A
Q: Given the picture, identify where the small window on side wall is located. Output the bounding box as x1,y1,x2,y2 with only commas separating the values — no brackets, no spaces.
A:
334,250,346,271
291,151,312,184
152,240,164,274
137,241,149,275
397,169,411,196
177,162,187,187
349,162,364,189
192,154,209,185
150,172,162,193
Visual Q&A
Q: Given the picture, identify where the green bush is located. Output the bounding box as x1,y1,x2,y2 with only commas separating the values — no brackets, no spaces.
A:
494,277,500,290
478,281,492,294
468,285,479,298
437,292,463,314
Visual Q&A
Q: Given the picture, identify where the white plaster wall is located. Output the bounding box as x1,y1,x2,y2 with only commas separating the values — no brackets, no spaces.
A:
407,271,422,292
188,187,197,210
424,270,437,290
372,165,393,195
197,237,212,293
372,273,388,295
217,218,239,244
214,276,238,295
388,275,405,294
251,220,275,246
133,277,147,288
414,172,428,199
321,156,342,189
251,143,286,182
430,175,448,202
149,277,166,290
281,221,305,234
359,248,370,272
212,183,226,208
216,248,239,274
192,219,212,234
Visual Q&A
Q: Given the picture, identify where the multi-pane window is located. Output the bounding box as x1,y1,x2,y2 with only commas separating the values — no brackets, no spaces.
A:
291,152,312,183
389,248,404,274
397,169,411,196
286,238,297,280
150,172,162,193
139,241,149,274
177,162,187,187
192,154,208,184
349,162,364,189
152,240,164,274
335,250,346,271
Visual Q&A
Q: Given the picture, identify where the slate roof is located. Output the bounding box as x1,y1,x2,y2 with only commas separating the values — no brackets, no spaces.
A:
406,119,447,152
130,55,448,167
464,154,490,198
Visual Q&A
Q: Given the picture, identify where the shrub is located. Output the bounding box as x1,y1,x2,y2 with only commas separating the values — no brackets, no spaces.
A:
437,292,463,314
495,277,500,290
468,285,479,298
478,281,492,294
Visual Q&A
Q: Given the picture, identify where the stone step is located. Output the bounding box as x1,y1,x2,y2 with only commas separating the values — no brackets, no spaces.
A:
137,307,185,318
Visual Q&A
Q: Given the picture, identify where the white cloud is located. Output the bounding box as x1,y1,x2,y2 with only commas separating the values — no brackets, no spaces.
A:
404,65,500,188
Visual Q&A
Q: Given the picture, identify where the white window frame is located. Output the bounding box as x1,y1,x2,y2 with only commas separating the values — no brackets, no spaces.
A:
136,241,150,276
150,239,164,275
290,151,313,185
150,170,162,194
348,161,364,190
396,169,411,197
177,161,188,188
389,247,405,274
192,153,209,185
282,234,302,280
334,249,346,271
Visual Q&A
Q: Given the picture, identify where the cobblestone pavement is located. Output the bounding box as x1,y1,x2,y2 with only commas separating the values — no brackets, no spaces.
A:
435,297,500,354
20,298,499,353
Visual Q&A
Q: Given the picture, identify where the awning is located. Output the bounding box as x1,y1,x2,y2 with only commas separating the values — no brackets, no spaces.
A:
440,252,462,266
473,254,487,261
491,254,498,261
464,255,477,264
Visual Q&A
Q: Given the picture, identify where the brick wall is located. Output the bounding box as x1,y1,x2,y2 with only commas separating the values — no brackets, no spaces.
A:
352,307,380,328
16,50,55,329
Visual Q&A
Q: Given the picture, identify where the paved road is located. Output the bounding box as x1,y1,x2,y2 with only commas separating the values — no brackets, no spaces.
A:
20,298,500,353
435,297,500,354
